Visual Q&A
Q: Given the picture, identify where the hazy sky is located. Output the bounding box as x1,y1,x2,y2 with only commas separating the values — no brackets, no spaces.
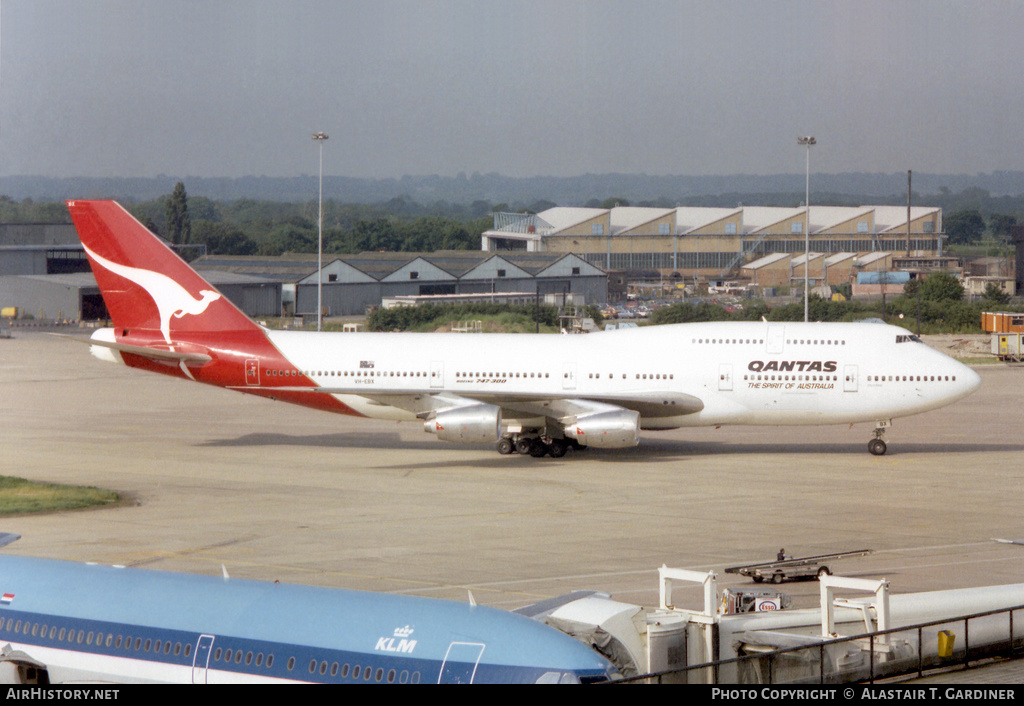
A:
2,0,1023,179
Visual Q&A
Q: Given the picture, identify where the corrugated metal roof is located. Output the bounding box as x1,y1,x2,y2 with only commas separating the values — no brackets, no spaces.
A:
791,252,824,265
482,205,943,239
824,252,858,265
206,250,606,284
874,206,941,233
742,252,790,269
535,207,607,233
856,252,892,265
676,207,743,233
740,207,806,233
609,207,674,234
808,206,874,231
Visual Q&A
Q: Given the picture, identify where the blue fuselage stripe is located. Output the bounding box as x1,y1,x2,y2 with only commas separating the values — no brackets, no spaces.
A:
0,609,603,683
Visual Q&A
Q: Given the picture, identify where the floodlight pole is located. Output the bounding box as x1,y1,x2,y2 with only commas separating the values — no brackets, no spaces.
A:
313,132,329,331
798,136,816,322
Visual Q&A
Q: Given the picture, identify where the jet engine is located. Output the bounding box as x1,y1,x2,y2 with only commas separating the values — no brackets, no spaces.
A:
426,404,502,443
564,409,640,449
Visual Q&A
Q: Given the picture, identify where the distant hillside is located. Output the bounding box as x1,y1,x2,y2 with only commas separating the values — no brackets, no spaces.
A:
4,171,1024,207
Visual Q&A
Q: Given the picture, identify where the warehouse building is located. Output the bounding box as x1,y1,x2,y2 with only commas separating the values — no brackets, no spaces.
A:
193,251,608,317
0,268,278,323
0,241,608,322
790,252,825,288
823,252,858,287
740,253,790,288
293,251,607,316
481,205,943,281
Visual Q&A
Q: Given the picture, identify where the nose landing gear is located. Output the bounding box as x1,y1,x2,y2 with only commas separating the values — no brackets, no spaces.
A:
868,421,890,456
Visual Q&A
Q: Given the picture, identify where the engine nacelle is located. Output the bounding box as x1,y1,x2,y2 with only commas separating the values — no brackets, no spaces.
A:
425,404,502,443
89,328,123,364
564,409,640,449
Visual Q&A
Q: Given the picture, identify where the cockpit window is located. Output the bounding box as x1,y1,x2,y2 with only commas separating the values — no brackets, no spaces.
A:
896,335,923,343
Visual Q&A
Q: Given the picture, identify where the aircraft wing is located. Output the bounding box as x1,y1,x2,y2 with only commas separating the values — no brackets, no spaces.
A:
275,386,705,420
241,385,703,448
462,390,704,421
513,591,608,619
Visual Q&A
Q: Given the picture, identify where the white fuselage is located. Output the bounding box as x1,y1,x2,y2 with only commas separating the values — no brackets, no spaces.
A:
265,320,980,431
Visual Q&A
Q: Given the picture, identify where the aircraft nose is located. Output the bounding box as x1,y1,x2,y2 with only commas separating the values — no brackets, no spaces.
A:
943,356,981,401
961,364,982,394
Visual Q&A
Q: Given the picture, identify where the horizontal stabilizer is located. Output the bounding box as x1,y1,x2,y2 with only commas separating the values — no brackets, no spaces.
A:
54,334,212,365
513,591,607,619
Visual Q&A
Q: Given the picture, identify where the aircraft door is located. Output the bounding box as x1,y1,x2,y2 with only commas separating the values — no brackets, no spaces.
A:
844,365,858,392
245,358,260,386
766,325,785,354
438,641,485,684
192,634,215,684
430,361,444,389
562,362,577,390
718,363,733,391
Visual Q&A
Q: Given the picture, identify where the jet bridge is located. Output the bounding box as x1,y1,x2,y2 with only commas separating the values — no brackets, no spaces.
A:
530,566,1024,683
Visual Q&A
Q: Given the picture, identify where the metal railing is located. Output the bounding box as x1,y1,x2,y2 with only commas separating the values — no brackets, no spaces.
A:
612,603,1024,685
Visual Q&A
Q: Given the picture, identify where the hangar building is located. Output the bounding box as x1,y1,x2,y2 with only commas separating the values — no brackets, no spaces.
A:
481,205,943,282
196,251,608,317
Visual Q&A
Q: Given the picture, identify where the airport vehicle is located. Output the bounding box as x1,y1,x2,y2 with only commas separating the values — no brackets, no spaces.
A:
720,587,792,613
0,544,616,683
724,550,872,584
67,200,981,458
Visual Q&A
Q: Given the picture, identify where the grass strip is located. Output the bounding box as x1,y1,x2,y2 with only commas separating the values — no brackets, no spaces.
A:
0,476,120,515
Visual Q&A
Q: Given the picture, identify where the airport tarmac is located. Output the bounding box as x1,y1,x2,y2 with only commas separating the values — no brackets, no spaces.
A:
2,330,1024,620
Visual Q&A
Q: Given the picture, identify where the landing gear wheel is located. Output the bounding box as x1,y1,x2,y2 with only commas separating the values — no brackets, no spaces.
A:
869,421,890,456
496,438,514,455
549,439,569,458
514,437,534,456
529,439,549,458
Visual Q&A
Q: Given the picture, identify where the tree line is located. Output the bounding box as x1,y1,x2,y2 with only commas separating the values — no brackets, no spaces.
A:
122,185,496,256
1,182,1023,259
650,272,1015,334
0,187,499,257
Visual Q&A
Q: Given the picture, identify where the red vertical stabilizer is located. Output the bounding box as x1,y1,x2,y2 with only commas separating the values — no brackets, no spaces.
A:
67,200,258,342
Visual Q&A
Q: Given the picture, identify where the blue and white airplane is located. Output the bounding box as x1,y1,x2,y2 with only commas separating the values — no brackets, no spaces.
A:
0,544,616,684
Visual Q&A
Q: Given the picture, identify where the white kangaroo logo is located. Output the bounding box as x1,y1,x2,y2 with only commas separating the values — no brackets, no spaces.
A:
83,243,221,344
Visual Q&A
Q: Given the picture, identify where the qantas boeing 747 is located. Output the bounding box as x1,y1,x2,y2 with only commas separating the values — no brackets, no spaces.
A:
67,200,980,457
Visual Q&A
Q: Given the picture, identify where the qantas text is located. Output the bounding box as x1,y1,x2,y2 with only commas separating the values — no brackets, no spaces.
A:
747,360,838,373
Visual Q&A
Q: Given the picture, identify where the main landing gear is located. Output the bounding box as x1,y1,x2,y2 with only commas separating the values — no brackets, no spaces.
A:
497,434,578,458
868,421,889,456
